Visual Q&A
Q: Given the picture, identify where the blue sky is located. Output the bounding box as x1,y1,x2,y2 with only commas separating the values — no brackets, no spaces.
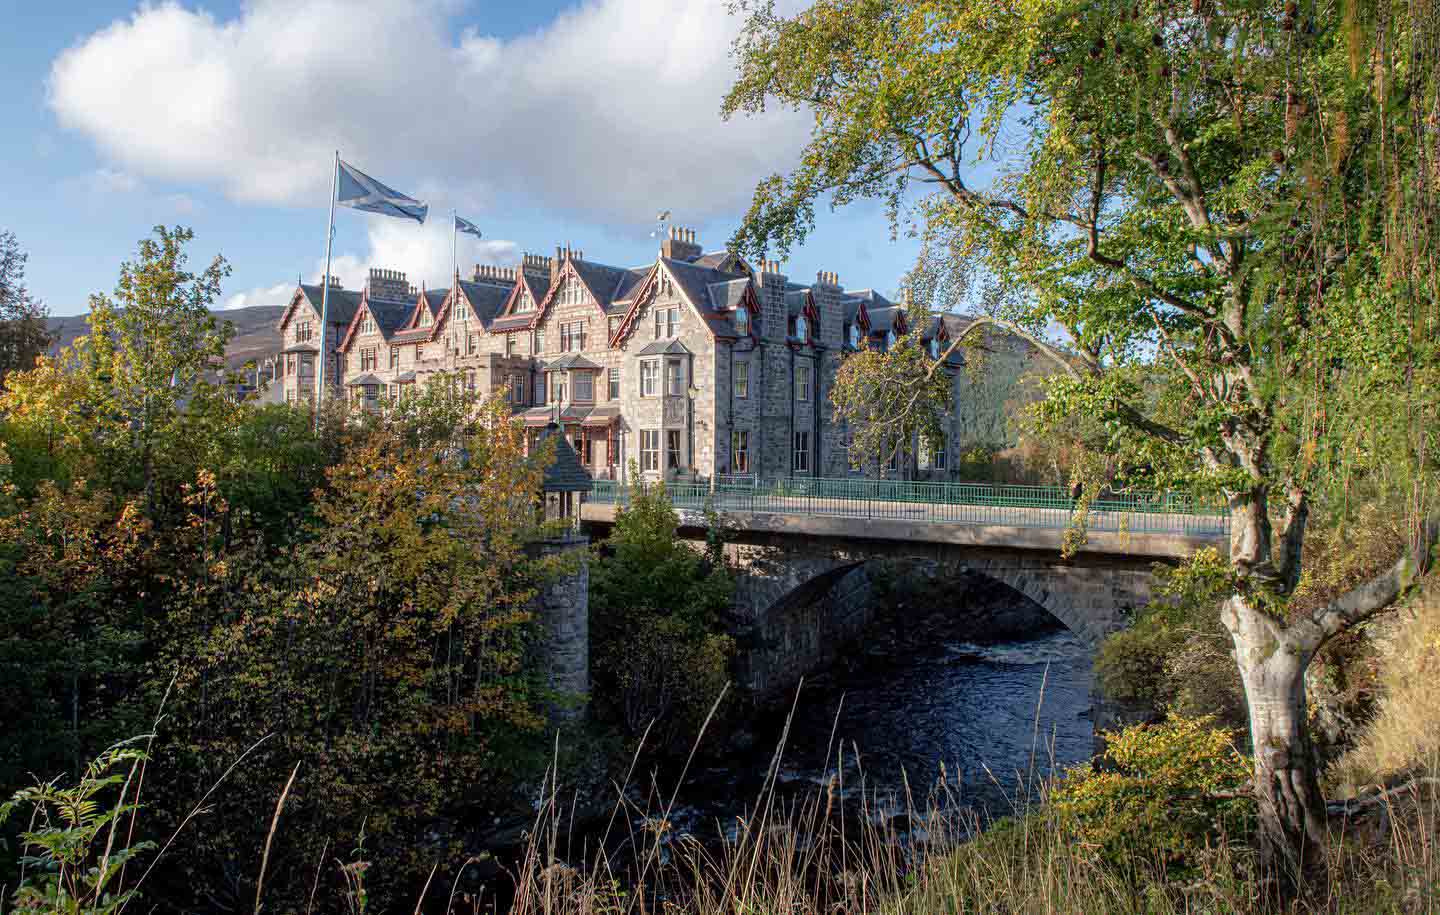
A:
4,0,924,317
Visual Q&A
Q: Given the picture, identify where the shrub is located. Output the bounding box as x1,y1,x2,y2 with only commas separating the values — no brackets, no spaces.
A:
1051,714,1254,877
589,476,734,753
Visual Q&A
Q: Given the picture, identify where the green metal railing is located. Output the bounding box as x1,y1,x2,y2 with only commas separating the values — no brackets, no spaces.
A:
586,476,1229,537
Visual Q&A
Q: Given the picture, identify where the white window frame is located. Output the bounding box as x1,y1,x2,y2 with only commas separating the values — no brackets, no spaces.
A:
607,367,620,400
793,430,810,473
665,359,685,397
640,360,658,397
574,371,594,402
796,364,811,402
734,361,749,399
640,429,660,472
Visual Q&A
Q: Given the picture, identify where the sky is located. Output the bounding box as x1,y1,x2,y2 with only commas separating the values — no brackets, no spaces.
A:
3,0,926,317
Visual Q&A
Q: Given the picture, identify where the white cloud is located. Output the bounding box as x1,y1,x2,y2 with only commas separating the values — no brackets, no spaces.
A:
87,167,141,194
306,219,521,295
221,281,292,311
48,0,808,226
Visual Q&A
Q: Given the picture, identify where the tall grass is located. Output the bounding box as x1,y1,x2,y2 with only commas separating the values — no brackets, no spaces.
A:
5,687,1440,913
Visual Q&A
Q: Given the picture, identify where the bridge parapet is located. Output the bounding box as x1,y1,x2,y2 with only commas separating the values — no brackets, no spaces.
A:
582,477,1226,560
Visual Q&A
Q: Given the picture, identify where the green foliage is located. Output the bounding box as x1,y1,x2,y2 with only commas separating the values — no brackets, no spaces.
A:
1053,714,1255,877
150,392,554,910
1096,547,1246,731
589,473,735,752
0,739,155,914
0,229,51,388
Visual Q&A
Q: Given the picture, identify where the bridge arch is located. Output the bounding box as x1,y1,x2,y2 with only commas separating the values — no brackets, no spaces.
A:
724,539,1156,700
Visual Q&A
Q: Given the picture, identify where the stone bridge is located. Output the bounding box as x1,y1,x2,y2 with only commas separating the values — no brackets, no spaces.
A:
580,483,1224,701
717,532,1163,698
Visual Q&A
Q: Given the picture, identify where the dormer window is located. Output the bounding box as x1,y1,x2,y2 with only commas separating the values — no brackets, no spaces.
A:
794,316,808,341
361,313,376,335
420,310,432,326
517,290,534,313
929,339,940,359
452,299,467,323
885,330,896,349
735,307,750,335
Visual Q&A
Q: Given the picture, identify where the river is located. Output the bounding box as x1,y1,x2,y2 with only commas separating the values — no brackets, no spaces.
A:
615,625,1096,855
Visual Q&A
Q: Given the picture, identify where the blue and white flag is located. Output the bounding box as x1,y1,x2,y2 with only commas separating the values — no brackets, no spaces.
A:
336,160,428,223
454,214,483,239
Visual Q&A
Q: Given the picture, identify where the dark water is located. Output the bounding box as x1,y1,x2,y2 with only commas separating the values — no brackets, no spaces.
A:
625,627,1096,849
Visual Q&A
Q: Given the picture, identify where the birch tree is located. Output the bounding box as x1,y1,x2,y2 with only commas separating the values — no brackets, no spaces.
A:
723,0,1440,894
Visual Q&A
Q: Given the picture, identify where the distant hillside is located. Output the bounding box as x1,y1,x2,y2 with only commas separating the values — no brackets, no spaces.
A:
47,305,287,370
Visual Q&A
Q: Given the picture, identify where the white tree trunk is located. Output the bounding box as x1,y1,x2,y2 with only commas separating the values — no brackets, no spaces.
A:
1223,594,1327,891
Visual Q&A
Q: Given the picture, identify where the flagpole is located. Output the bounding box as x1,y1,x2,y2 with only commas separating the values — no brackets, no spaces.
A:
316,150,338,429
451,208,458,281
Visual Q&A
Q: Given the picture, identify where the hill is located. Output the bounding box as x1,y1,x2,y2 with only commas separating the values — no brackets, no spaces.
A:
47,304,287,370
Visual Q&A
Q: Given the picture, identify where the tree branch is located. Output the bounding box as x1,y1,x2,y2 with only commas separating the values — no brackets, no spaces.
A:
1306,517,1439,643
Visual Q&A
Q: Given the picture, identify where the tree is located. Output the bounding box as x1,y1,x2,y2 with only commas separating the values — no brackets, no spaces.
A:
589,475,735,752
0,230,51,386
154,392,556,909
723,0,1438,893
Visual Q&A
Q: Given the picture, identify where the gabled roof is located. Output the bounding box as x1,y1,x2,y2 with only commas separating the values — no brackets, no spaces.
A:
690,250,751,276
337,292,413,352
455,279,512,326
569,258,632,311
488,269,552,331
635,338,692,357
866,304,907,337
610,267,653,310
658,257,762,338
544,354,601,371
278,283,362,332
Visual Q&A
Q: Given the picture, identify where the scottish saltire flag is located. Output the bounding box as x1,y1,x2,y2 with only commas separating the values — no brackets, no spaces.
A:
455,214,483,239
336,160,428,223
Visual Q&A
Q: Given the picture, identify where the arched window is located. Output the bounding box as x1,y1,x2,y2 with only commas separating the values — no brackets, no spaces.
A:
735,307,749,335
885,329,896,349
453,300,467,323
929,339,940,359
795,316,808,341
848,323,860,347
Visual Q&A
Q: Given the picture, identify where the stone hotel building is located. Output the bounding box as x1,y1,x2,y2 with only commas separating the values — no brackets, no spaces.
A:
274,228,973,481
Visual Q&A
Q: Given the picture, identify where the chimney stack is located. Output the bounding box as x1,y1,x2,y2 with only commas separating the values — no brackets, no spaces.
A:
473,263,518,285
520,253,553,280
660,225,703,262
367,267,411,302
758,259,788,342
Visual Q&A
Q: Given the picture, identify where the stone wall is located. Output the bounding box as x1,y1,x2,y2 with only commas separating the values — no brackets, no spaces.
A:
530,537,591,719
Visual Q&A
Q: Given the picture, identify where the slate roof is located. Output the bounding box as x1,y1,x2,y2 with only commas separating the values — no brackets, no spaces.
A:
456,280,512,327
347,373,382,387
636,338,692,357
369,299,414,338
489,313,537,333
534,423,593,492
421,288,448,317
691,251,747,274
569,259,632,310
390,326,433,344
661,258,756,336
867,304,904,334
296,284,362,327
545,354,601,371
610,267,652,308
